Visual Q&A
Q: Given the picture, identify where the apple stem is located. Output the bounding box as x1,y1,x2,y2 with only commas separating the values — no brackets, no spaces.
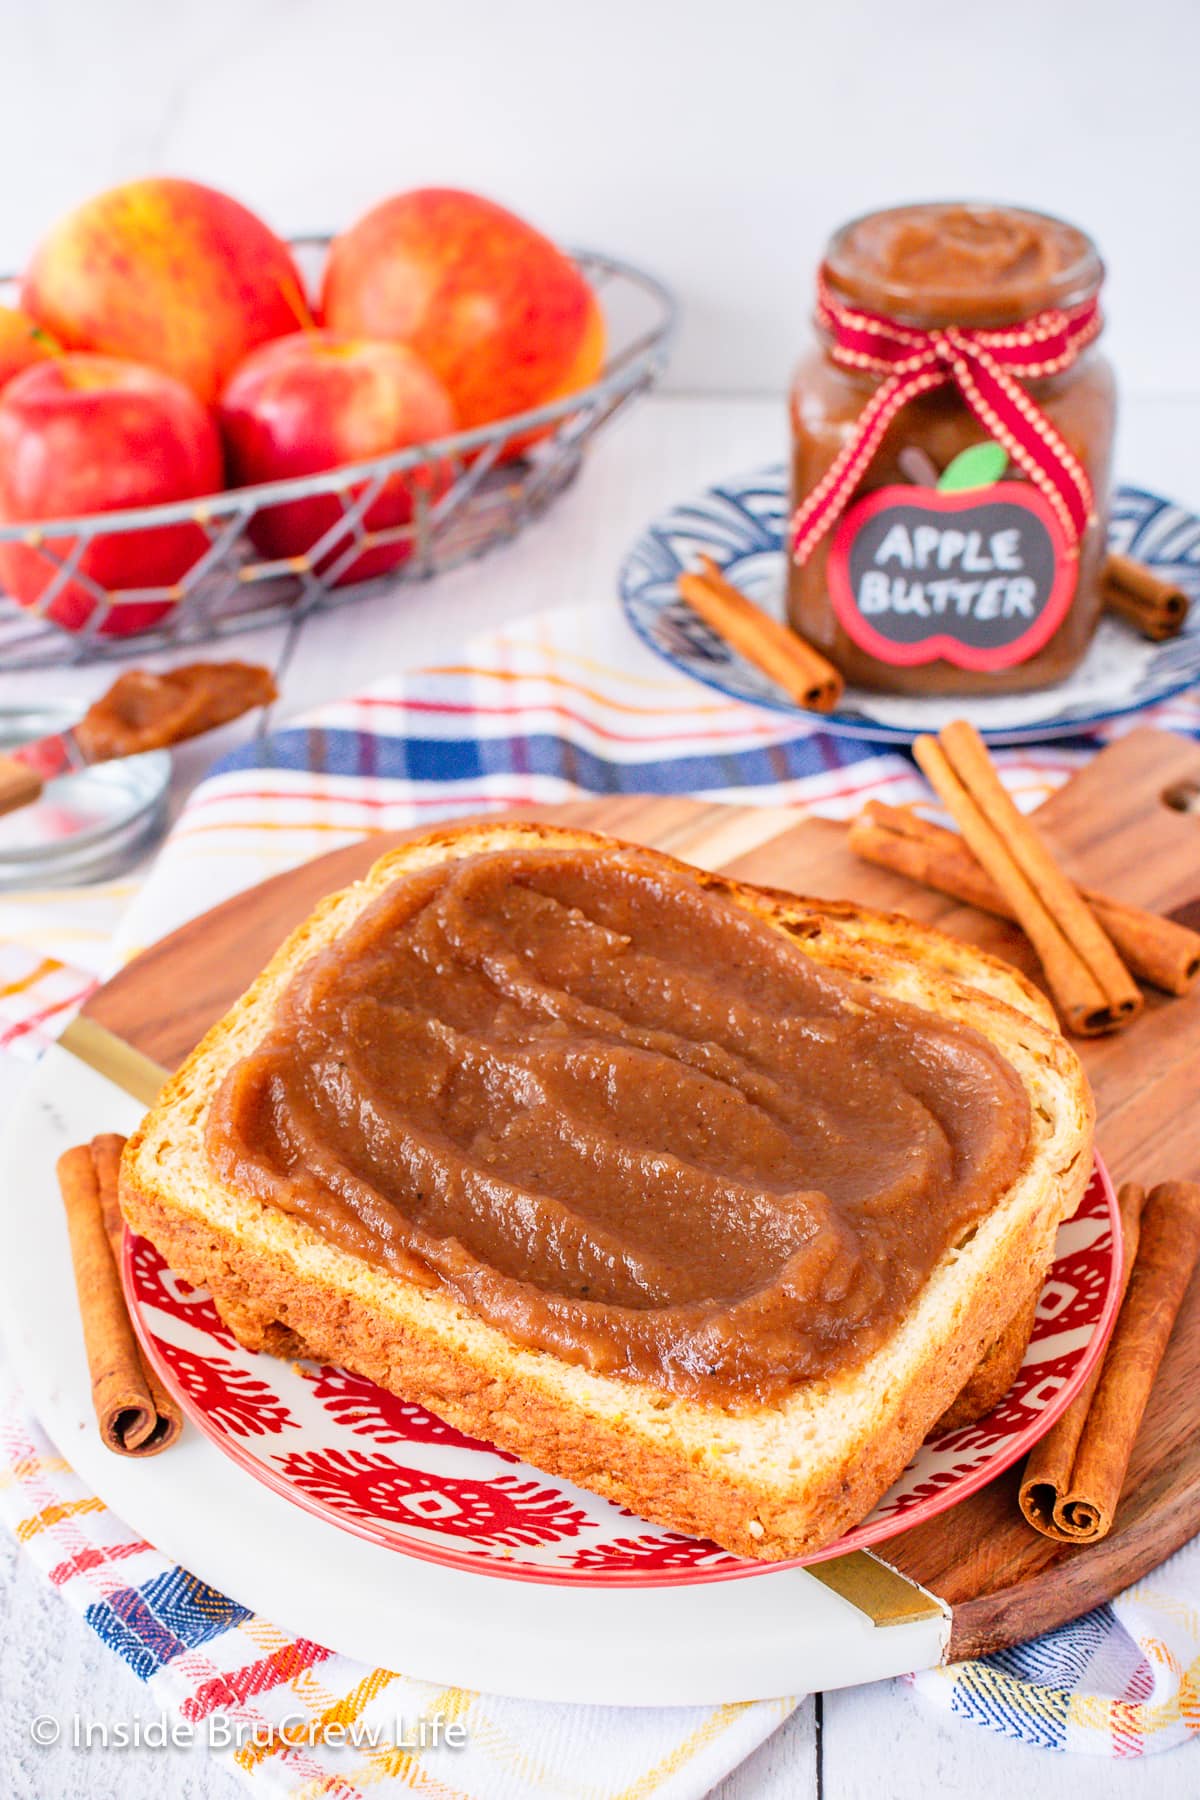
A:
278,273,317,335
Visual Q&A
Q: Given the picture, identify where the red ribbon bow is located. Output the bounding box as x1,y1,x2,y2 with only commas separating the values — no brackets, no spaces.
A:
790,277,1103,565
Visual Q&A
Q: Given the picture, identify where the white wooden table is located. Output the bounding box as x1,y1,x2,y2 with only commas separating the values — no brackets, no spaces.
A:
1,394,1197,1799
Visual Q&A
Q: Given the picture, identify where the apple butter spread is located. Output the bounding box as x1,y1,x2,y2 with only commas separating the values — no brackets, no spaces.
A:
75,661,277,762
207,846,1032,1405
788,202,1115,696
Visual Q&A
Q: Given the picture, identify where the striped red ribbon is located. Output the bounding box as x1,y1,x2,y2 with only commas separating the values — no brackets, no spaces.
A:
791,276,1103,565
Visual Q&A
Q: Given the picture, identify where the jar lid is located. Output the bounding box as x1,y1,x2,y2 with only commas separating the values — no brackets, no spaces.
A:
0,703,169,890
823,201,1104,329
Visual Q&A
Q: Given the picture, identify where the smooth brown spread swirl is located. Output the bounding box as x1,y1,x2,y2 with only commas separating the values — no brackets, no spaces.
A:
207,847,1031,1404
75,661,277,762
824,202,1100,327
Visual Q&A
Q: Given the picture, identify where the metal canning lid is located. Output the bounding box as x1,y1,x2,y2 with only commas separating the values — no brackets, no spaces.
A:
0,703,170,890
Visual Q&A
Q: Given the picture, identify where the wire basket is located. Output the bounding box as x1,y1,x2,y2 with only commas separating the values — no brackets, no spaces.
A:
0,240,677,668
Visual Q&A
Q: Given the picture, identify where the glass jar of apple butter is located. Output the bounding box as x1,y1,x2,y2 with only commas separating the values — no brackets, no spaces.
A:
787,203,1115,695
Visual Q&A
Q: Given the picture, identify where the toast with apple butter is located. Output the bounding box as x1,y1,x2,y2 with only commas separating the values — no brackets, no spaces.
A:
120,821,1092,1560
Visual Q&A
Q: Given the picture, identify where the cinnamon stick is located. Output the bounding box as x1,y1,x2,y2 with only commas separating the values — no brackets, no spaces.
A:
1102,554,1191,642
676,557,844,714
849,801,1200,996
57,1138,181,1456
1019,1182,1145,1538
912,720,1142,1035
1020,1180,1200,1542
89,1132,130,1261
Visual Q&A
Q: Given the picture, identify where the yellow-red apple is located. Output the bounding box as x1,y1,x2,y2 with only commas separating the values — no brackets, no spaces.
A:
219,330,455,583
502,284,607,457
320,189,604,437
0,354,223,635
0,306,59,392
22,178,310,405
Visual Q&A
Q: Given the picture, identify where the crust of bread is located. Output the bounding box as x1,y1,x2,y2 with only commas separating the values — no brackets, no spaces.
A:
934,1278,1043,1435
120,819,1094,1562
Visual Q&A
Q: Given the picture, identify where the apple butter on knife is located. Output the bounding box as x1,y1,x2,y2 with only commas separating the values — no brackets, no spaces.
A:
75,661,278,762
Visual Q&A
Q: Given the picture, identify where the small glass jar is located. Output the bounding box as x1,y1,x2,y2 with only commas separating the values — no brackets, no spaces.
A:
787,202,1116,696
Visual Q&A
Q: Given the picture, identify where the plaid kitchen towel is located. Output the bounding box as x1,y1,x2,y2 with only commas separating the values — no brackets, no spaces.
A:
2,597,1200,1790
0,1379,793,1798
908,1545,1200,1754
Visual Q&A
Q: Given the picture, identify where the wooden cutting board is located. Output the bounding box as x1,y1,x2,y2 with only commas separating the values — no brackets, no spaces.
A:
84,726,1200,1659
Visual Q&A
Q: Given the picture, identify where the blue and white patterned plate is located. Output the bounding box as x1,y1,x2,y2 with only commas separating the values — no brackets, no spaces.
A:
619,468,1200,745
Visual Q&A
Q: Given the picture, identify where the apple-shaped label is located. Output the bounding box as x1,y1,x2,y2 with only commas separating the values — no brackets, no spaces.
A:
826,482,1075,671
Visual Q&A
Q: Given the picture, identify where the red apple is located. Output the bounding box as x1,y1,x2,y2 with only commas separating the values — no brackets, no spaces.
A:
0,306,59,392
320,189,604,439
219,330,456,583
22,178,310,405
0,354,224,635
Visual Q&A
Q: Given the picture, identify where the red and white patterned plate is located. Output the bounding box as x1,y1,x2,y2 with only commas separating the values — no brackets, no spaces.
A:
123,1159,1120,1589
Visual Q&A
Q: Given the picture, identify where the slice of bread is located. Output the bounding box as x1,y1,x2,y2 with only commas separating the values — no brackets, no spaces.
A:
120,820,1094,1562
